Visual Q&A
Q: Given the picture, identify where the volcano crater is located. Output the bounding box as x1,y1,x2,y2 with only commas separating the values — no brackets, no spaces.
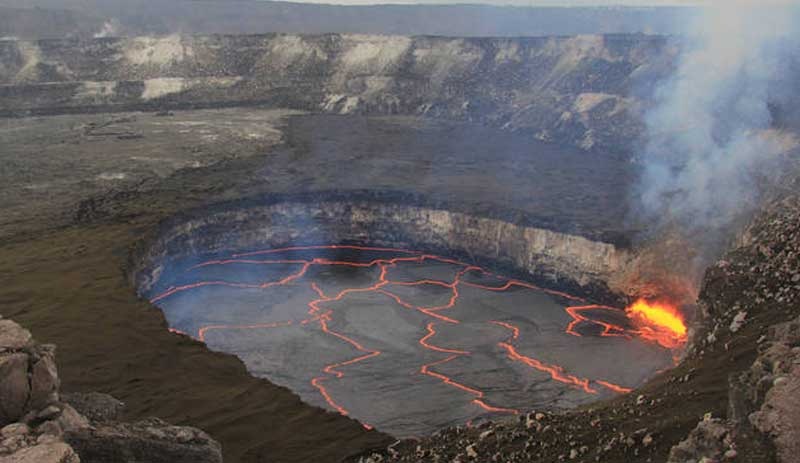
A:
134,192,677,436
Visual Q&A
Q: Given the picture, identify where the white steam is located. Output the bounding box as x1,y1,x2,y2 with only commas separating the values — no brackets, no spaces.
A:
635,3,796,238
94,20,119,39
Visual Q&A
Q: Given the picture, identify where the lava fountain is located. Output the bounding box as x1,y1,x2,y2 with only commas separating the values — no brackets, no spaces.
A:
625,298,688,350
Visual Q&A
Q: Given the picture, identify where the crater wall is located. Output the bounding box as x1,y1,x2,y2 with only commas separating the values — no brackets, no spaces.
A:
134,197,631,303
0,33,672,151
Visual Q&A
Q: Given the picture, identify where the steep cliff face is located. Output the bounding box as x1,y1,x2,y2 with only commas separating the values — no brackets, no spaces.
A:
0,34,672,151
135,198,631,303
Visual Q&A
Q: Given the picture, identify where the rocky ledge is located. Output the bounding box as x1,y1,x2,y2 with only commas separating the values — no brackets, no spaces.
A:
0,318,222,463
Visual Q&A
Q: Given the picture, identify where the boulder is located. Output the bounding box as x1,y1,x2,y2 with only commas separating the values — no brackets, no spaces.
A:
1,434,29,454
750,373,800,463
0,354,31,425
0,423,30,438
65,418,222,463
0,321,32,351
3,442,80,463
55,405,89,433
28,351,60,410
61,393,124,423
666,417,732,463
747,316,800,463
36,420,62,438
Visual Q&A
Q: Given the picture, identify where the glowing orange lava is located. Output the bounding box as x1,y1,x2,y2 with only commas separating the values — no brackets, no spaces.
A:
491,320,632,394
151,245,677,426
626,298,688,349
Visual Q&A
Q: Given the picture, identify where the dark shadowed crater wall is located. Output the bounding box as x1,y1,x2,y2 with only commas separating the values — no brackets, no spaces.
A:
133,192,632,305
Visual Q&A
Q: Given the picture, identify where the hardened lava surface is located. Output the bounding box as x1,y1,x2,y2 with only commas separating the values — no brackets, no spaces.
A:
147,244,675,436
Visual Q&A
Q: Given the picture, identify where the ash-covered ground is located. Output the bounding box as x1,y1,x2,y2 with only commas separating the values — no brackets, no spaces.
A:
0,108,299,239
0,110,632,242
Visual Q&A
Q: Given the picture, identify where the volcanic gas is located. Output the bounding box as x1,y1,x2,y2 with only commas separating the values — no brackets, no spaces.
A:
135,196,687,437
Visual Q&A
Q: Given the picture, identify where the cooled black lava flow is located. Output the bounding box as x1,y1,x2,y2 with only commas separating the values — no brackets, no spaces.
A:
145,245,674,437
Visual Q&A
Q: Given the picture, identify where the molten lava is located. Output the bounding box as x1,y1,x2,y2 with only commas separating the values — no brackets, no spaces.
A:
626,298,688,349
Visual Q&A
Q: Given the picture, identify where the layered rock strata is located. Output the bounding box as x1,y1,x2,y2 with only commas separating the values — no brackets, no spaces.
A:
134,197,631,304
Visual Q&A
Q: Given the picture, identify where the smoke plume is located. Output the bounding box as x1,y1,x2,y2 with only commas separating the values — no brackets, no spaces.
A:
633,2,798,268
94,20,120,38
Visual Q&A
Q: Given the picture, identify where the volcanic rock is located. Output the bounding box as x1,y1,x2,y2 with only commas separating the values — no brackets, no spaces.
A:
61,393,124,423
36,421,62,438
0,354,31,425
65,418,223,463
37,406,62,421
666,417,732,463
0,321,32,351
746,316,800,463
29,350,60,411
2,442,80,463
55,405,89,433
0,324,62,428
0,424,29,439
465,444,477,458
729,311,747,333
0,321,36,426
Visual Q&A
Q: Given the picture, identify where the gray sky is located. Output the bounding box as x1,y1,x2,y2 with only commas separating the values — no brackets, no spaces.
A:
270,0,705,5
269,0,794,5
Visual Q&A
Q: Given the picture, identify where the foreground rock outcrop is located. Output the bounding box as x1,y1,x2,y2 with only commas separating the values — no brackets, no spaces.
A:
0,320,59,426
742,316,800,463
665,314,800,463
66,418,223,463
0,318,222,463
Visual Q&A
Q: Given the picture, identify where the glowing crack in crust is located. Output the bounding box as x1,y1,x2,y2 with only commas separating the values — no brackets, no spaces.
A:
150,245,685,427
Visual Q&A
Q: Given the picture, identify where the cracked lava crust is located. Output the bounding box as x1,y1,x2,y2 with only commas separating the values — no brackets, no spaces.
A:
143,242,682,437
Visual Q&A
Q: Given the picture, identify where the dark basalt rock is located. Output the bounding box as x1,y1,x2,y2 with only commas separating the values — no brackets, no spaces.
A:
65,418,223,463
61,392,125,423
